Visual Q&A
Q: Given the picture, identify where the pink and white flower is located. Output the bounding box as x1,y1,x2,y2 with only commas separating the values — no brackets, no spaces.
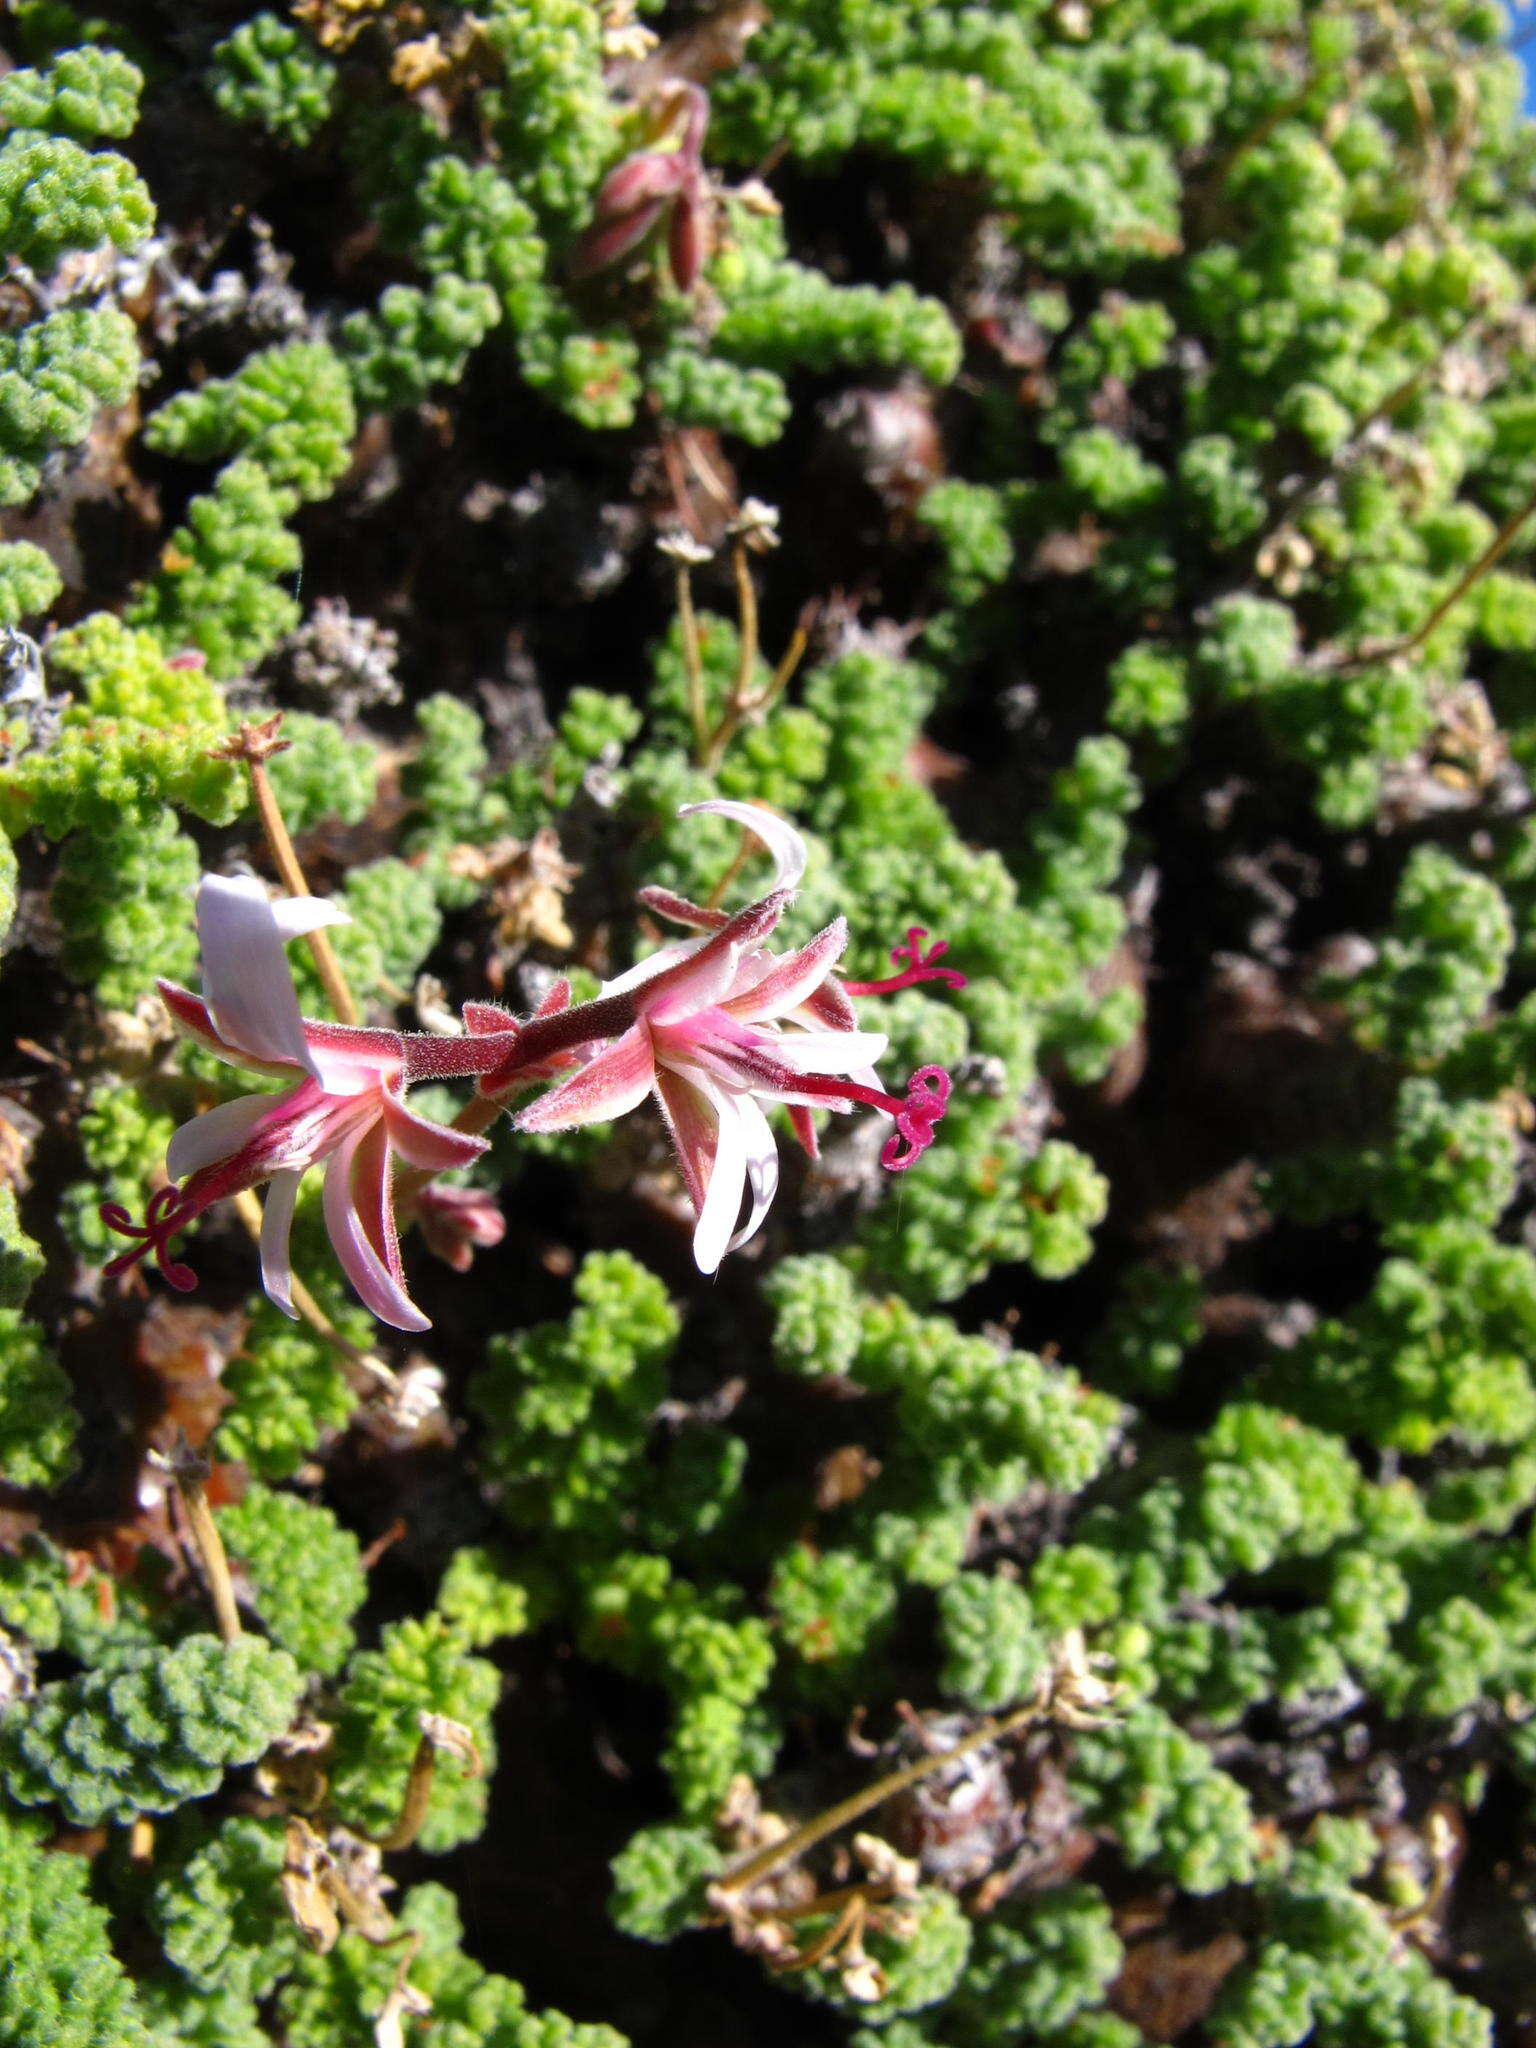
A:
102,876,511,1331
476,801,961,1274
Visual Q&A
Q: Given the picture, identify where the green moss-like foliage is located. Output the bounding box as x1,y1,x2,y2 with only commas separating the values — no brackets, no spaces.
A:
0,45,141,140
280,1879,630,2048
339,276,501,412
144,341,356,504
215,1299,362,1481
0,1309,78,1488
798,1887,972,2023
763,1253,862,1378
941,1886,1124,2044
217,1485,367,1676
0,540,62,624
327,1617,499,1852
936,1573,1046,1712
470,1250,680,1541
262,710,377,833
434,1545,544,1649
0,306,140,507
207,13,335,147
0,129,152,275
0,1186,44,1310
608,1824,723,1944
127,458,303,679
51,805,199,1008
0,1804,151,2047
1213,1819,1492,2048
0,1536,166,1664
1070,1703,1257,1894
1,1633,303,1826
151,1814,306,1999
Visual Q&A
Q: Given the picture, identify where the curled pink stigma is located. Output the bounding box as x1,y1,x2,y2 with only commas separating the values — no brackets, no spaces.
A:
100,1187,199,1293
880,1065,953,1171
843,928,967,997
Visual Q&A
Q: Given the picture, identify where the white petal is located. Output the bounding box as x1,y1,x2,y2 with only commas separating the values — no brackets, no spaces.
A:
680,800,807,892
197,876,321,1077
269,895,352,940
165,1090,279,1184
726,1090,779,1256
259,1169,305,1319
692,1085,748,1275
771,1029,890,1075
600,937,706,1000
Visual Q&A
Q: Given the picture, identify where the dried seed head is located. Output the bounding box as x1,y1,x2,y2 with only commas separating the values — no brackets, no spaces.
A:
727,497,781,551
658,529,715,565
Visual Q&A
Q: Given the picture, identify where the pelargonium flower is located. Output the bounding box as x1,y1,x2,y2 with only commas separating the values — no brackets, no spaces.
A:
476,801,963,1274
102,876,513,1331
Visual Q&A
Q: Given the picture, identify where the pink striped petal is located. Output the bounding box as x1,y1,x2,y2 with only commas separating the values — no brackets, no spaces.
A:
166,1089,284,1184
637,885,729,931
593,149,690,215
635,891,790,1022
158,982,301,1078
654,1067,716,1213
570,193,670,278
302,1018,406,1097
381,1085,490,1171
323,1121,429,1332
647,944,742,1026
798,978,859,1032
259,1168,304,1319
723,918,849,1023
680,801,807,892
515,1025,656,1134
787,1104,820,1159
197,876,344,1080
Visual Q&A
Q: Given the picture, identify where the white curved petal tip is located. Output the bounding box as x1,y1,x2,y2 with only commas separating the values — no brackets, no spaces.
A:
270,894,353,939
679,800,807,893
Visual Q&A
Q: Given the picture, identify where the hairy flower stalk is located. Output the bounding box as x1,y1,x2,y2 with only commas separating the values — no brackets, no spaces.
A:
102,876,517,1331
473,801,965,1273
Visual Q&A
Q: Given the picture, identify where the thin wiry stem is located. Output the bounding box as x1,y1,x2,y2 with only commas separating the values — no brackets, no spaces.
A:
1334,472,1536,672
215,717,360,1026
676,559,712,765
169,1445,242,1644
248,758,360,1026
713,1694,1045,1897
